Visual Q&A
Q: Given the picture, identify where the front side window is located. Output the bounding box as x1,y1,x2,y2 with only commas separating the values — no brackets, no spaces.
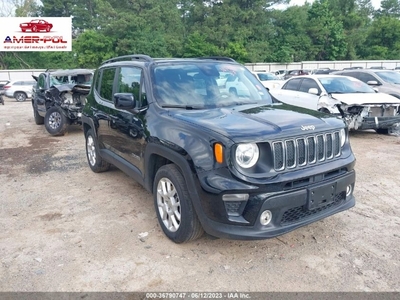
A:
282,78,301,91
99,68,116,101
299,78,320,94
117,67,141,100
358,73,378,84
37,75,46,89
152,62,272,108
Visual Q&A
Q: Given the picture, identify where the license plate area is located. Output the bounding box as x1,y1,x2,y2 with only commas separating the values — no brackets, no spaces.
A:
307,182,337,210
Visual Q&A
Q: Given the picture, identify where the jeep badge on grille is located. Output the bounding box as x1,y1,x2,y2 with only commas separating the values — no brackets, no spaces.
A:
301,125,315,131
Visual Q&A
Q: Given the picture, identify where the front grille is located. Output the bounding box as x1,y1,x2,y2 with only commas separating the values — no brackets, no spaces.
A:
369,106,397,117
272,131,341,171
280,192,346,225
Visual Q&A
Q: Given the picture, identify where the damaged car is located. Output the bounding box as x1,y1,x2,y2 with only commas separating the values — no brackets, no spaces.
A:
270,75,400,133
32,69,93,136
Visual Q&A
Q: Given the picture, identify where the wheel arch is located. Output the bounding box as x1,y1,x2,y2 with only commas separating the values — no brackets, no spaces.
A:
144,143,196,194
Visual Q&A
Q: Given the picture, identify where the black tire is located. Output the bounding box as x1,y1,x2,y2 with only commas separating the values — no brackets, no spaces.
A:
0,96,4,105
33,105,44,125
153,164,204,243
15,92,27,102
376,128,389,134
85,129,110,173
44,106,69,136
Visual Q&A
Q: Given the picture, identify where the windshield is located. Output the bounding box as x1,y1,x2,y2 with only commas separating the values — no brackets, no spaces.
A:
318,76,375,94
375,71,400,84
256,73,279,81
152,62,272,108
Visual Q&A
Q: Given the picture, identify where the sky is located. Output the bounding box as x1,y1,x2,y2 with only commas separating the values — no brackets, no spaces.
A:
289,0,382,8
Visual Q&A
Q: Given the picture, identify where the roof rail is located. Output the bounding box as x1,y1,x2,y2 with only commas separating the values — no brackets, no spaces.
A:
196,56,236,62
101,54,153,65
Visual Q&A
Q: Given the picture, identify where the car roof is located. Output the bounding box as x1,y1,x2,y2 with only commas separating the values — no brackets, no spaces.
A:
48,69,93,76
286,74,350,80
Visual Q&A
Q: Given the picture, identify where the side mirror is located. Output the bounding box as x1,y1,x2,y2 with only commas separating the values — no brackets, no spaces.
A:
308,88,319,95
367,80,380,86
373,88,379,93
114,93,135,110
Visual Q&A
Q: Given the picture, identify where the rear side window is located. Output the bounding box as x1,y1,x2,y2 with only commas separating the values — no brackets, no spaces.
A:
99,68,116,101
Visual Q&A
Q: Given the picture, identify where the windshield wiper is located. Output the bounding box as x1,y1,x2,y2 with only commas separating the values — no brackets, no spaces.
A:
161,104,204,110
328,91,344,94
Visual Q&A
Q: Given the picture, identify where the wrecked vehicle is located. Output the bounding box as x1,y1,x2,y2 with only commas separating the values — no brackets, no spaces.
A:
32,69,93,136
270,75,400,133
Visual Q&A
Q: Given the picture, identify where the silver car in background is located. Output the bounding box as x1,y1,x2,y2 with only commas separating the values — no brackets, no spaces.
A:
3,80,36,102
333,69,400,99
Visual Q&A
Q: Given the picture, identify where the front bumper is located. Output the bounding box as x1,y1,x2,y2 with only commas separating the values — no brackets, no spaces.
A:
360,116,400,130
191,169,356,240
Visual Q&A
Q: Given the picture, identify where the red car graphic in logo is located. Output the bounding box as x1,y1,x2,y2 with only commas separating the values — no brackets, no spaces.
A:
19,19,53,32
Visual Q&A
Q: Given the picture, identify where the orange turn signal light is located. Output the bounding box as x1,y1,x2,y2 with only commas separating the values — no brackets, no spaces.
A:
214,143,224,164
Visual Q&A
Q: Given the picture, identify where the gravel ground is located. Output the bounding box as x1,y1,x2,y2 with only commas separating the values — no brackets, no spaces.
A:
0,96,399,292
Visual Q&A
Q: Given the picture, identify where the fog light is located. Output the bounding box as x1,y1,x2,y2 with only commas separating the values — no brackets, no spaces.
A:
346,185,353,197
260,210,272,226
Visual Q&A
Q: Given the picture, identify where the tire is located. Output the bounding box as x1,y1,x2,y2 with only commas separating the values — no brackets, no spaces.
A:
85,129,110,173
376,128,389,134
46,26,51,32
33,105,44,125
153,164,204,243
32,25,37,32
44,106,69,136
15,92,27,102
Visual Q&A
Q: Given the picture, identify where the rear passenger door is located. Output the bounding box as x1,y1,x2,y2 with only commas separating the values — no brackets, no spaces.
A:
95,66,148,175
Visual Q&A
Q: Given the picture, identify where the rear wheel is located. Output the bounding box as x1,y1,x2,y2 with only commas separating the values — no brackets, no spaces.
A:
44,106,69,136
15,92,27,102
154,164,204,243
85,129,110,173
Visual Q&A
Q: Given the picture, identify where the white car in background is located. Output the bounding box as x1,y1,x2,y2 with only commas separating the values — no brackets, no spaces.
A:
270,74,400,133
251,71,283,90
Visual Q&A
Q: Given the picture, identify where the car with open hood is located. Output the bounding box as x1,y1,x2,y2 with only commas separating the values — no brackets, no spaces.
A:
81,55,356,244
32,69,93,136
270,75,400,133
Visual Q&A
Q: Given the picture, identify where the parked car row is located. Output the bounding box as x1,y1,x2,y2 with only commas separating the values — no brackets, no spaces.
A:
260,68,400,135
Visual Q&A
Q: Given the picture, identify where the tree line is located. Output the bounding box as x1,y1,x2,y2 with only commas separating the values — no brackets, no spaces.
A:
1,0,400,69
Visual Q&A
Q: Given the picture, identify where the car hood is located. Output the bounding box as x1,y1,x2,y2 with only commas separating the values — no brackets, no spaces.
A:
171,103,343,143
331,93,400,105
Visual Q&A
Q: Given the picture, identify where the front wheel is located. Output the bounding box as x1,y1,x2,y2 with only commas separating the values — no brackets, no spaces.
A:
376,128,389,134
15,92,27,102
154,164,204,243
85,129,110,173
33,105,44,125
44,106,69,136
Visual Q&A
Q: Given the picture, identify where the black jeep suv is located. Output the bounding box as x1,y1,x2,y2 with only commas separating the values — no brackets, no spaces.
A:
82,55,356,243
32,69,93,136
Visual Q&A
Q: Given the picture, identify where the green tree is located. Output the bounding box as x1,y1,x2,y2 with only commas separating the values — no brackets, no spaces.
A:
307,0,347,60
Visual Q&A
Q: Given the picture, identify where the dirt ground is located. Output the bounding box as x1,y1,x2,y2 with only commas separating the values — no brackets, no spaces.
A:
0,96,399,293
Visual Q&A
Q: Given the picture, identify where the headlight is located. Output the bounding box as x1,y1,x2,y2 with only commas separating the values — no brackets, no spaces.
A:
235,143,259,168
340,128,346,147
